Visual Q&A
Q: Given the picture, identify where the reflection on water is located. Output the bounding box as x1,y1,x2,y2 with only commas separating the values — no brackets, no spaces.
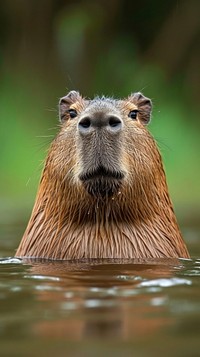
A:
0,256,200,356
0,223,200,356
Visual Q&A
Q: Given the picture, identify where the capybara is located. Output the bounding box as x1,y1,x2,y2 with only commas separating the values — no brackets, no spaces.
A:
15,91,190,259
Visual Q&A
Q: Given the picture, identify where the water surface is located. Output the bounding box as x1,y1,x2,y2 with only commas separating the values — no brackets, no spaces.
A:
0,223,200,356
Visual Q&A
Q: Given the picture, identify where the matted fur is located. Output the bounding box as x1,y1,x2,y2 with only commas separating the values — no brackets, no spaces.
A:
15,92,189,259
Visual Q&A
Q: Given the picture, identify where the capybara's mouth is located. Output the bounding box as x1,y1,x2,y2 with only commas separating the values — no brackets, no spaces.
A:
79,166,124,181
79,166,124,197
82,177,122,197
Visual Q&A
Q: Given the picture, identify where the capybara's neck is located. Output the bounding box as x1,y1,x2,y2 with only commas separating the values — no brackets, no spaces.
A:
15,148,189,259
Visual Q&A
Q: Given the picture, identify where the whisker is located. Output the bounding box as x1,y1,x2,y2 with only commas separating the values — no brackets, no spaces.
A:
45,107,57,113
36,135,54,138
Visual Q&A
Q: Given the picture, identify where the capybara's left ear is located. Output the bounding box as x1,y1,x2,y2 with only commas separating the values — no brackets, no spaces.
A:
129,92,152,125
59,90,81,122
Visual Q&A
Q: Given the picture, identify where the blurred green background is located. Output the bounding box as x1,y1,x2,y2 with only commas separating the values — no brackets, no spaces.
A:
0,0,200,225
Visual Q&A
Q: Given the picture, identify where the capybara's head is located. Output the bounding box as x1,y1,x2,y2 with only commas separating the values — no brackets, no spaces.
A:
15,91,190,260
56,90,153,200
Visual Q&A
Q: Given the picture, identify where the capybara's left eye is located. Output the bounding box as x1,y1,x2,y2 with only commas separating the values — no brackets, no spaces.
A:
128,110,138,120
68,109,78,119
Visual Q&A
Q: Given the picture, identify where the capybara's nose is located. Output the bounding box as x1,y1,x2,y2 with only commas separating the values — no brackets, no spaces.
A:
78,113,122,134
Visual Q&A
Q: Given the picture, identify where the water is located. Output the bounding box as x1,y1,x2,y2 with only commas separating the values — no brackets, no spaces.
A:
0,223,200,357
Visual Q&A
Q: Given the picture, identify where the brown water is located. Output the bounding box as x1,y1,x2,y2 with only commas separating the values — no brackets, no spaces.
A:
0,223,200,357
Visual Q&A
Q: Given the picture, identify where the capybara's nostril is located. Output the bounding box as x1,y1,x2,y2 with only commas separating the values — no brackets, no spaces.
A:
108,116,122,130
78,114,122,133
78,117,91,132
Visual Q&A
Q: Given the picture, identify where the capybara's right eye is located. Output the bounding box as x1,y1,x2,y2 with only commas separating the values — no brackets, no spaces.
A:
128,110,138,120
68,109,78,119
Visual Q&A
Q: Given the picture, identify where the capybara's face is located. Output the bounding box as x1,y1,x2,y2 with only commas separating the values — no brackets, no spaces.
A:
15,91,190,260
54,91,152,198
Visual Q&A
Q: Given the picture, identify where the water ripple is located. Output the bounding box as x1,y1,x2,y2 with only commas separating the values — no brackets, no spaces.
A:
139,277,192,288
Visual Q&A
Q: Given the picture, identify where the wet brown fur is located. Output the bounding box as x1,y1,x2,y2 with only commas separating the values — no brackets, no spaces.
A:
15,91,190,259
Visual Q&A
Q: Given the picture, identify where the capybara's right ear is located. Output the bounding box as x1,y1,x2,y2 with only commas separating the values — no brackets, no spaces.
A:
129,92,152,125
59,91,81,122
